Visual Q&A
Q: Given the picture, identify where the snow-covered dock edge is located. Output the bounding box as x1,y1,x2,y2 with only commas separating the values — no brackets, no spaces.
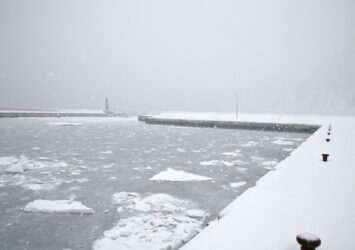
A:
141,112,355,250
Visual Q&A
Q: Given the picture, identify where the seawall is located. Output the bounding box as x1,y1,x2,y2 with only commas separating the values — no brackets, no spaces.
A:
0,112,109,118
138,116,320,134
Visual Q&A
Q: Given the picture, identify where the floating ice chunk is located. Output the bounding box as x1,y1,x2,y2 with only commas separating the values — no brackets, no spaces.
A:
232,159,247,165
37,157,51,160
263,166,274,170
113,192,187,213
200,160,218,166
24,182,61,191
101,150,112,154
113,192,140,204
200,160,234,167
93,212,203,250
3,156,32,173
46,122,83,126
54,162,69,168
251,156,264,163
138,193,186,212
71,170,82,176
273,139,295,145
176,148,186,153
221,150,241,157
261,160,278,166
76,178,89,183
116,207,124,213
24,199,94,214
6,165,24,173
230,182,247,188
6,163,28,173
240,141,257,147
26,161,47,170
0,156,19,166
102,164,114,169
150,168,212,182
223,161,234,167
185,209,207,218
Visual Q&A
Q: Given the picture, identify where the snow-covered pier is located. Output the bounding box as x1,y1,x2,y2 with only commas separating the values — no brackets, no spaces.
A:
138,115,319,133
143,112,355,250
0,109,108,118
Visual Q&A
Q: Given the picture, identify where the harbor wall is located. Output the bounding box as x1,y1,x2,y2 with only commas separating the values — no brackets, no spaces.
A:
138,116,320,134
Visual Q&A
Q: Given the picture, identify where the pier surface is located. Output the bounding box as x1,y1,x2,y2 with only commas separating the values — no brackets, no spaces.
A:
0,109,108,118
143,112,355,250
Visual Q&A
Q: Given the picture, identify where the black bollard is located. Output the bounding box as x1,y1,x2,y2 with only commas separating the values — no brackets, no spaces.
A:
327,132,330,135
322,153,329,162
326,138,330,142
297,233,321,250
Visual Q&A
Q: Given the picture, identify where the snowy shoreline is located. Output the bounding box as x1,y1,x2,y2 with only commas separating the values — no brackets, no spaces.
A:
144,112,355,250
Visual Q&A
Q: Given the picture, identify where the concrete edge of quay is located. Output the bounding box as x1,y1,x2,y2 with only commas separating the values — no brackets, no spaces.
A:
137,115,320,134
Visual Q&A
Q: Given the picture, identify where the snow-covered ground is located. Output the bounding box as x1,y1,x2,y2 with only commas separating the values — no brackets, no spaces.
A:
146,112,355,250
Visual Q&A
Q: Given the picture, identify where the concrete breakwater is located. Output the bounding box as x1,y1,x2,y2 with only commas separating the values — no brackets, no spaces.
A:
138,116,320,134
0,112,108,118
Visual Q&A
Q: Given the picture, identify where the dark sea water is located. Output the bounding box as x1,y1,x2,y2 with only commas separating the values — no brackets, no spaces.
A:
0,117,309,250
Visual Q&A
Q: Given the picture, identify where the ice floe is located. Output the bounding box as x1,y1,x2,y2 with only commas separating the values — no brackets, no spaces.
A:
199,160,234,167
76,178,89,183
0,156,19,166
230,182,247,188
94,192,207,250
236,167,248,172
1,156,30,173
46,122,83,126
261,160,278,167
24,199,94,214
6,163,28,173
282,147,294,152
24,181,62,191
221,150,241,157
185,209,207,218
272,139,295,145
102,164,114,169
115,193,188,213
54,161,69,168
150,168,212,181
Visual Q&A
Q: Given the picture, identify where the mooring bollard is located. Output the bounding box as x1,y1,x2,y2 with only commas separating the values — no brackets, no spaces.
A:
327,132,330,135
322,153,329,162
326,138,330,142
296,233,321,250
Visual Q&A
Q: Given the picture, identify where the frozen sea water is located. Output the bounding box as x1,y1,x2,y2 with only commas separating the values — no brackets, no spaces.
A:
0,118,309,250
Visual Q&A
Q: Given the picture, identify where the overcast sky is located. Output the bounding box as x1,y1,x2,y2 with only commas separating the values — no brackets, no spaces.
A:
0,0,354,115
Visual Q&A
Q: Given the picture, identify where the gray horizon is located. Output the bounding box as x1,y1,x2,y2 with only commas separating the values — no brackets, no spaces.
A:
1,0,354,115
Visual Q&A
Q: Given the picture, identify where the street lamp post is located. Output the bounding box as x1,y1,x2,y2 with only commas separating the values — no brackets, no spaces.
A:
235,92,238,121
